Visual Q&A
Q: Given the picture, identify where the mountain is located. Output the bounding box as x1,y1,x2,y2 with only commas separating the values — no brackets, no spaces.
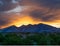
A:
1,25,19,32
18,23,57,33
0,23,59,33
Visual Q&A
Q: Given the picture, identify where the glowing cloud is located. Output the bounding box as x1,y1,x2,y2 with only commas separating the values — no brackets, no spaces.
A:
0,0,60,29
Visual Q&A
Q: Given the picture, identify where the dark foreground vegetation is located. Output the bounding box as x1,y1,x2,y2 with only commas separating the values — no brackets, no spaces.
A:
0,32,60,45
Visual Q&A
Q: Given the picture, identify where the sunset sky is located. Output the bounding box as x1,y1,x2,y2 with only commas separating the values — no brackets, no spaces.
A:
0,0,60,29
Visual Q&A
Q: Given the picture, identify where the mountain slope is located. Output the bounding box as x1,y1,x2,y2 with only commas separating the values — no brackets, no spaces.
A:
1,25,19,32
18,23,57,33
0,23,59,33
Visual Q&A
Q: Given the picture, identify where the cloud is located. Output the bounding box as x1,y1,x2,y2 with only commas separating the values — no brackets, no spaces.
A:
0,0,60,28
29,8,60,22
19,0,60,9
0,12,23,28
19,0,60,22
0,0,18,12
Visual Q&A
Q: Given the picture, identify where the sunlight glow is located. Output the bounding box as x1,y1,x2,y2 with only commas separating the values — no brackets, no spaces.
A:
13,16,60,28
14,16,40,27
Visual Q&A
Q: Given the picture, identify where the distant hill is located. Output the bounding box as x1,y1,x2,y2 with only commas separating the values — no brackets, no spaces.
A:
0,23,60,33
0,25,18,32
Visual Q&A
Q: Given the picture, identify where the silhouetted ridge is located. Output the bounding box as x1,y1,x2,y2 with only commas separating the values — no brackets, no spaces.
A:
37,23,57,30
38,23,56,27
0,23,59,33
1,25,18,32
18,23,57,33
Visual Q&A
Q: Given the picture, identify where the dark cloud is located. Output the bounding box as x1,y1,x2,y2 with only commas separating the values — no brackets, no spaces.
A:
39,0,60,9
0,19,9,26
0,0,60,12
0,13,10,28
29,8,60,22
29,10,55,22
19,0,60,22
0,0,17,12
0,12,21,28
20,0,60,8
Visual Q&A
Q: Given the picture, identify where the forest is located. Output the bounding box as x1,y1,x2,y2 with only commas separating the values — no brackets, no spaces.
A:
0,32,60,45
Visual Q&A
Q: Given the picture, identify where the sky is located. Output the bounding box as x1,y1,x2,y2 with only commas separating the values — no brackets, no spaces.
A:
0,0,60,29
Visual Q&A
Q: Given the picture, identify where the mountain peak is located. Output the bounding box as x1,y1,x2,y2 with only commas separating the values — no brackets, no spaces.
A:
38,23,56,28
38,23,50,26
8,25,17,28
1,25,18,32
0,23,59,33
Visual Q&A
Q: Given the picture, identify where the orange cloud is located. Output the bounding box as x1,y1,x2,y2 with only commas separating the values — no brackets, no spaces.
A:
0,0,60,29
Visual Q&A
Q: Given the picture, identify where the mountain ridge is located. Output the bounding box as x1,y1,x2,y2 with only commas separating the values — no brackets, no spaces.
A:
0,23,60,33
